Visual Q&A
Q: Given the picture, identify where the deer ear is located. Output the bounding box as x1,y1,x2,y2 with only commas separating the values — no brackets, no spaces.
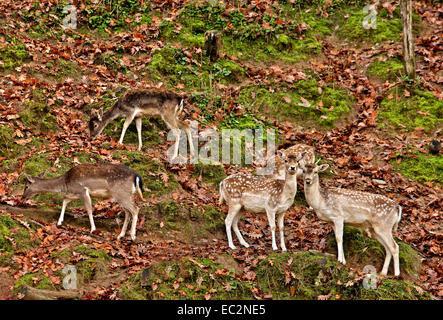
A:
26,175,35,183
317,164,329,172
98,107,104,117
277,150,286,160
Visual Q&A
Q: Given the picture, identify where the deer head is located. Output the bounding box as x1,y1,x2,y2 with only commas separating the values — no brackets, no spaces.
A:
88,108,104,138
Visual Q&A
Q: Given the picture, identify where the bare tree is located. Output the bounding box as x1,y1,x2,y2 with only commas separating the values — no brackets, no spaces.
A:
400,0,416,80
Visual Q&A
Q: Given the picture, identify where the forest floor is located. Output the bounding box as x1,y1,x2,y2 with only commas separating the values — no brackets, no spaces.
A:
0,1,441,300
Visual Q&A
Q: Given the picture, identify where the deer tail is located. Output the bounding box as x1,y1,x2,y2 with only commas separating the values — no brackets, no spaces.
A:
393,205,402,232
135,174,145,201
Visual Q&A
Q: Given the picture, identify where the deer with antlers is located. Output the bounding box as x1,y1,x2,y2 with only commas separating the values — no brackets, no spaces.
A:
22,163,145,241
298,152,402,276
219,152,302,251
89,88,195,159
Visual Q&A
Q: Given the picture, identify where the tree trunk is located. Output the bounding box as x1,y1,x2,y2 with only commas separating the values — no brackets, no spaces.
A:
204,30,221,62
17,285,81,300
400,0,415,79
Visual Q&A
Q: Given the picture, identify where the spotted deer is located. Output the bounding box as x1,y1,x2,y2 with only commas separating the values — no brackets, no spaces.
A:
219,152,301,251
22,163,145,241
268,144,315,179
299,153,402,276
89,88,195,159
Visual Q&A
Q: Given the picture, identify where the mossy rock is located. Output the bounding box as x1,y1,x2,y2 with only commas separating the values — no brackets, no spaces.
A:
0,40,30,71
51,243,110,283
378,88,442,133
327,226,422,277
121,257,254,300
113,150,180,196
257,251,356,299
256,251,429,300
14,272,54,294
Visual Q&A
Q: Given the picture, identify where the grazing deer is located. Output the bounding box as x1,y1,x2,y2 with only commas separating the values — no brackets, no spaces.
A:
22,163,145,241
89,88,195,159
299,153,402,276
268,144,315,179
219,152,301,251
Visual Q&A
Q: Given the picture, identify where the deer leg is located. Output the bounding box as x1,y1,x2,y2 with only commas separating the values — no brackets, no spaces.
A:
225,204,242,250
265,208,278,251
119,113,136,145
172,128,181,160
332,219,345,264
372,231,392,276
135,117,143,151
179,121,195,157
232,210,249,248
57,198,72,227
277,211,287,252
375,227,400,276
117,198,139,241
117,211,130,240
82,188,96,233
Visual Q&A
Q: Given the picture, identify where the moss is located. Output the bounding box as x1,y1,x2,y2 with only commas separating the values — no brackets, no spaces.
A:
361,279,431,300
147,46,244,89
239,80,354,128
378,88,442,133
256,251,429,300
0,40,30,71
13,272,53,294
0,126,45,162
46,59,81,79
192,163,226,187
392,153,442,186
367,55,404,81
257,251,357,299
328,226,422,277
19,90,58,133
0,214,39,267
121,257,254,300
113,150,180,196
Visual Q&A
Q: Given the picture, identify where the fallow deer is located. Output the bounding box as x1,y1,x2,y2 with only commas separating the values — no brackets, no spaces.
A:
268,144,315,179
89,88,195,159
219,152,301,251
22,163,145,241
299,153,402,276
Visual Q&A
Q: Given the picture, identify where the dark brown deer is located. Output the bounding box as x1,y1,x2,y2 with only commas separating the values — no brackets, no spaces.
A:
22,163,145,241
89,88,195,159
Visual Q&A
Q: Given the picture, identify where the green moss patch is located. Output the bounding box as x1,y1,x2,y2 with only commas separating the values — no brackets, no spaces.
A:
367,55,404,81
0,39,30,71
239,80,355,129
378,89,442,133
121,257,254,300
0,214,39,267
192,163,226,187
113,150,180,196
13,272,54,294
327,226,422,277
144,201,225,240
392,152,442,186
46,59,82,80
147,46,245,89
